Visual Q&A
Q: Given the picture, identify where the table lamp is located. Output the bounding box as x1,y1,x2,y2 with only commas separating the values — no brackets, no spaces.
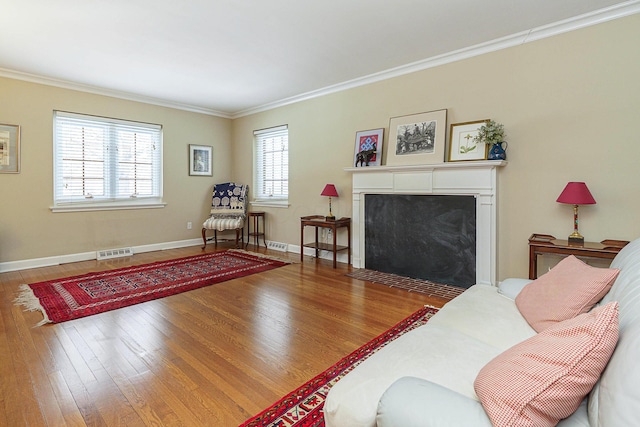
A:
556,182,596,245
321,184,339,220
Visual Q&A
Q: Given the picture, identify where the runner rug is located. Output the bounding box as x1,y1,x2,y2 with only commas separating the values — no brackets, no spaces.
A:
16,250,289,326
239,305,439,427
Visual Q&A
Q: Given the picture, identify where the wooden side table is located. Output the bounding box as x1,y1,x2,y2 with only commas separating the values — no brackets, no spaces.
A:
246,211,267,248
528,233,629,279
300,215,351,268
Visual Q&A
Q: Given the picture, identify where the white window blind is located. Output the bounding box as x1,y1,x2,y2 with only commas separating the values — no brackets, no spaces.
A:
53,111,162,208
254,125,288,201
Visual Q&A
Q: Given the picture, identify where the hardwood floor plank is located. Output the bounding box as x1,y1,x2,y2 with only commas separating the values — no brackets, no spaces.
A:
2,307,48,425
47,369,90,427
60,318,148,426
137,302,264,424
1,246,450,426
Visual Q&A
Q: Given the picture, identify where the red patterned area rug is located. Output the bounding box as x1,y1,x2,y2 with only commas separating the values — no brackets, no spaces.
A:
239,305,439,427
16,250,289,326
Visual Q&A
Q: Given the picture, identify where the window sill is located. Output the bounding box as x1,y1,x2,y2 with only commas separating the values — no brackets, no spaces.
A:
250,200,289,209
51,200,167,213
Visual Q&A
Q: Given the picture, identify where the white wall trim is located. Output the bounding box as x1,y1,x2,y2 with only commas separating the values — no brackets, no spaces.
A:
287,243,350,265
1,2,638,119
346,161,506,286
0,239,348,273
233,1,640,118
0,67,232,118
0,238,203,273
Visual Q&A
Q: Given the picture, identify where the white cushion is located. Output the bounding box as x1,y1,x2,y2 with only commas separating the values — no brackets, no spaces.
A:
589,238,640,426
558,399,591,427
323,285,536,427
377,377,492,427
498,277,532,300
202,216,244,231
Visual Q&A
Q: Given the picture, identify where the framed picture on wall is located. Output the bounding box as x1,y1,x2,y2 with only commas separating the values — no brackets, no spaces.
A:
0,123,20,173
189,144,212,176
353,128,384,167
448,119,490,162
386,109,447,166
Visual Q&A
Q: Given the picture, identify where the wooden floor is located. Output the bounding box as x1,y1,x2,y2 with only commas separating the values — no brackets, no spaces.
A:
0,244,450,426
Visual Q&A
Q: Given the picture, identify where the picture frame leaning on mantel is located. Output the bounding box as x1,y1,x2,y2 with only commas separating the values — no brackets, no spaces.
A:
448,119,490,162
353,128,384,167
386,109,447,166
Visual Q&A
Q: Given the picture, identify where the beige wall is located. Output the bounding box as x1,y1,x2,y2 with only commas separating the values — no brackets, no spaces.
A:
232,14,640,280
2,14,639,280
0,77,232,263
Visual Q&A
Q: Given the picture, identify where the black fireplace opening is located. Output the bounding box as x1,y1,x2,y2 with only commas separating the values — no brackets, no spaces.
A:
364,194,476,288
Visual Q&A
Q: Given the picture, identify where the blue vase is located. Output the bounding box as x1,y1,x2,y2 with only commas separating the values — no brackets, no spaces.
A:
488,142,507,160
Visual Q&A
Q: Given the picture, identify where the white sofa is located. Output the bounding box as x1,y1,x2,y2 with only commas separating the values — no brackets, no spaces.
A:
324,237,640,426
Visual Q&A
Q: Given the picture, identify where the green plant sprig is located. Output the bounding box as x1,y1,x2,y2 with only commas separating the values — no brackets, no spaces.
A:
474,120,505,145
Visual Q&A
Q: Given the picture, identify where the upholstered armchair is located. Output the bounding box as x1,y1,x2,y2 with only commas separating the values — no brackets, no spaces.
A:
201,182,248,249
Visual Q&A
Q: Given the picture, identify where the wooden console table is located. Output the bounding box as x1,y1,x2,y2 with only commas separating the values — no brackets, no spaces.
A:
528,233,629,279
300,215,351,268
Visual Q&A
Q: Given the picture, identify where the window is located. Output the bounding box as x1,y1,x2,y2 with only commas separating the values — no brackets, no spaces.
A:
53,111,163,211
254,125,288,204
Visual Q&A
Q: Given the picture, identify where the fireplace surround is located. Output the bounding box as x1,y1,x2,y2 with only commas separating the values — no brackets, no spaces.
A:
345,161,506,286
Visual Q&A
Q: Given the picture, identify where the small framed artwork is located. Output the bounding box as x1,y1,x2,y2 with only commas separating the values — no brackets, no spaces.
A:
189,144,212,176
387,109,447,166
448,120,490,162
353,128,384,167
0,123,21,173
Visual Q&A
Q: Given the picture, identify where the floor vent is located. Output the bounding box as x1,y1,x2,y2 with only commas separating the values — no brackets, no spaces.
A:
266,241,288,252
97,247,134,260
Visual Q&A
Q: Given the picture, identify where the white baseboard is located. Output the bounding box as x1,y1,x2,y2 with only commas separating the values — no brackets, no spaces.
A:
289,244,351,265
0,238,353,273
0,238,203,273
265,241,288,252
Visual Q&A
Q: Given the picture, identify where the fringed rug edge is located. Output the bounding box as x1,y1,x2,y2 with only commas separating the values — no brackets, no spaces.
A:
14,284,52,327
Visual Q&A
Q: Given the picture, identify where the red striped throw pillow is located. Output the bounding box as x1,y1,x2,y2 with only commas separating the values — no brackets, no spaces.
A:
516,255,619,332
474,301,619,427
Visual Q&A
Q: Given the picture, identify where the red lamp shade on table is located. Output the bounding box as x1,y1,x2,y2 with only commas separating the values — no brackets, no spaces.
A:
556,182,596,245
321,184,339,220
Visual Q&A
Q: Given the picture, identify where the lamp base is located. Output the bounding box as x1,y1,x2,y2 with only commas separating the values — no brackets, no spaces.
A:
568,235,584,246
325,215,336,221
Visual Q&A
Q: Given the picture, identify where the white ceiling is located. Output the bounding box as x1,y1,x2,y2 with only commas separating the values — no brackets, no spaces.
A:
0,1,637,118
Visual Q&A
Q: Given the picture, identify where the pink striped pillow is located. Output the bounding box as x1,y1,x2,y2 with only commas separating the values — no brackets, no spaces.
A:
474,301,619,427
516,255,619,332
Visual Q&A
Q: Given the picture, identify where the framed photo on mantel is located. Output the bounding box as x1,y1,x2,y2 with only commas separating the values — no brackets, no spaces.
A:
448,119,490,162
353,128,384,167
386,109,447,166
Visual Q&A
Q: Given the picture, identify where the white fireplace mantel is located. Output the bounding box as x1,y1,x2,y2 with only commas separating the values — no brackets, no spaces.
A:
345,160,506,286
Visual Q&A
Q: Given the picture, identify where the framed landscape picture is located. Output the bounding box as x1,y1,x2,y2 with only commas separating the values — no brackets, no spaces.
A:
448,119,490,162
353,128,384,167
386,109,447,166
0,123,20,173
189,144,212,176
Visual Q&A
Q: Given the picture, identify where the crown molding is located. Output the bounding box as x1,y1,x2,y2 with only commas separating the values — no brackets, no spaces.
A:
2,1,638,119
232,0,640,118
0,67,232,118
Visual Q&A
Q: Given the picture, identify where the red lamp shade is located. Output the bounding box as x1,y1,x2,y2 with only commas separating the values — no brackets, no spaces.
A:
556,182,596,245
321,184,339,197
556,182,596,205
